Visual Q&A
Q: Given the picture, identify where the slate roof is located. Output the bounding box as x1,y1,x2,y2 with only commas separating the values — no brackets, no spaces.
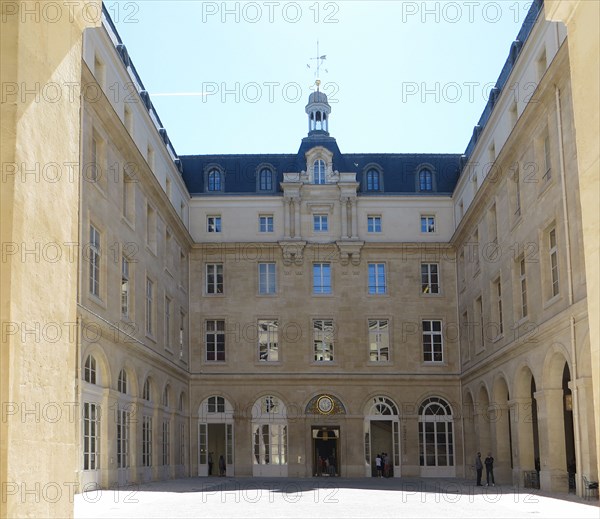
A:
180,133,461,196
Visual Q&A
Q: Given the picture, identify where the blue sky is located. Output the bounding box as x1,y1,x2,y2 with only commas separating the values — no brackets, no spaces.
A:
110,0,534,155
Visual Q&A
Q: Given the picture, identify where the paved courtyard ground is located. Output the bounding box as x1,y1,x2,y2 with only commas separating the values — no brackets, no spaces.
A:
74,477,599,518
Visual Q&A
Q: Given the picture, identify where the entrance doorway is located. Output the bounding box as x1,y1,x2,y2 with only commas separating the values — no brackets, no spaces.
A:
198,396,235,477
312,426,339,476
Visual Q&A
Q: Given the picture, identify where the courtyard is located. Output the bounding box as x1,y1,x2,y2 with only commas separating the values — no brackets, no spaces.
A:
74,477,599,518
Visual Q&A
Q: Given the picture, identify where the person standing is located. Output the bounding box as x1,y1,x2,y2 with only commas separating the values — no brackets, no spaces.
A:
375,454,382,477
475,452,483,486
208,452,213,476
218,454,226,477
383,453,390,478
485,453,495,486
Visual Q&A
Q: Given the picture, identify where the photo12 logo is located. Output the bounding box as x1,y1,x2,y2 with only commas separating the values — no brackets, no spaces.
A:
201,2,340,24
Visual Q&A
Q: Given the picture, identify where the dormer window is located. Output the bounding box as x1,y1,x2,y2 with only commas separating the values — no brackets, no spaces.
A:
258,168,273,191
205,167,225,193
367,169,380,191
419,169,433,191
314,160,326,184
256,165,276,192
361,165,383,192
416,165,437,192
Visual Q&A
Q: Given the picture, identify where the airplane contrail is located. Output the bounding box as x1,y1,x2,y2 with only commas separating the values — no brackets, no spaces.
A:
150,92,211,97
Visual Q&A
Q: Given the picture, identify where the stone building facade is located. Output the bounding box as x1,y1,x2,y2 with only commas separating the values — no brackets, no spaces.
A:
1,0,598,516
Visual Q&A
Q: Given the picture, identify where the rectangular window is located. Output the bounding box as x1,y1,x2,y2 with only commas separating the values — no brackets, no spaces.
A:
549,228,559,297
166,178,172,199
476,296,484,348
514,167,521,216
462,311,470,361
178,423,185,465
459,250,466,290
421,263,440,294
509,101,518,127
207,216,221,233
94,54,106,88
367,216,382,233
206,319,225,362
121,256,130,318
206,264,224,294
259,215,274,233
368,319,389,362
162,420,170,466
258,263,276,295
519,257,528,318
422,320,443,363
313,263,332,294
543,133,552,182
495,279,504,336
258,319,279,362
147,145,155,171
146,204,156,250
421,215,436,233
368,263,386,294
313,214,328,232
472,230,480,272
83,402,100,470
122,173,134,222
124,105,133,133
313,319,334,362
146,278,154,335
142,416,153,467
165,296,171,350
179,311,185,360
90,136,99,182
116,409,130,468
89,225,101,297
489,204,498,244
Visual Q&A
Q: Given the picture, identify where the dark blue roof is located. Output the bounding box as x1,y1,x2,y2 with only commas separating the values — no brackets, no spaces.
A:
180,134,460,195
463,0,544,159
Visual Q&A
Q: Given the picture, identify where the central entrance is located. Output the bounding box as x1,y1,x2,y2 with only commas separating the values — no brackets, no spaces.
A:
312,426,340,476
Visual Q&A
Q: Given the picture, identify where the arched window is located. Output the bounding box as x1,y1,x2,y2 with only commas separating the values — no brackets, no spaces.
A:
418,397,454,467
142,378,151,401
252,396,287,468
207,396,225,413
419,169,433,191
83,355,96,384
368,396,398,416
117,369,127,394
259,168,273,191
207,169,222,192
163,385,170,407
366,169,380,191
314,160,326,185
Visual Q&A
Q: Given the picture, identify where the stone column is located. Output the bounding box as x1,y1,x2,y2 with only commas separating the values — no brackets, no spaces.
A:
293,197,301,240
350,198,358,239
491,403,512,484
509,397,536,486
535,389,569,493
283,198,291,239
340,196,348,238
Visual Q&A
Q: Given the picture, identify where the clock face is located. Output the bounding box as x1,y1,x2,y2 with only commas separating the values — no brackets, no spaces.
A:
317,395,334,414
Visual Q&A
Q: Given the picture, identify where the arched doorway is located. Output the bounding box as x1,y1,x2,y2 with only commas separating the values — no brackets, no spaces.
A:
418,397,455,477
251,395,288,477
198,396,234,477
363,396,401,477
562,363,577,491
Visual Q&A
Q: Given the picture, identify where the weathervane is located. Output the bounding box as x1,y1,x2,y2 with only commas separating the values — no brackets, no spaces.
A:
306,41,328,90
